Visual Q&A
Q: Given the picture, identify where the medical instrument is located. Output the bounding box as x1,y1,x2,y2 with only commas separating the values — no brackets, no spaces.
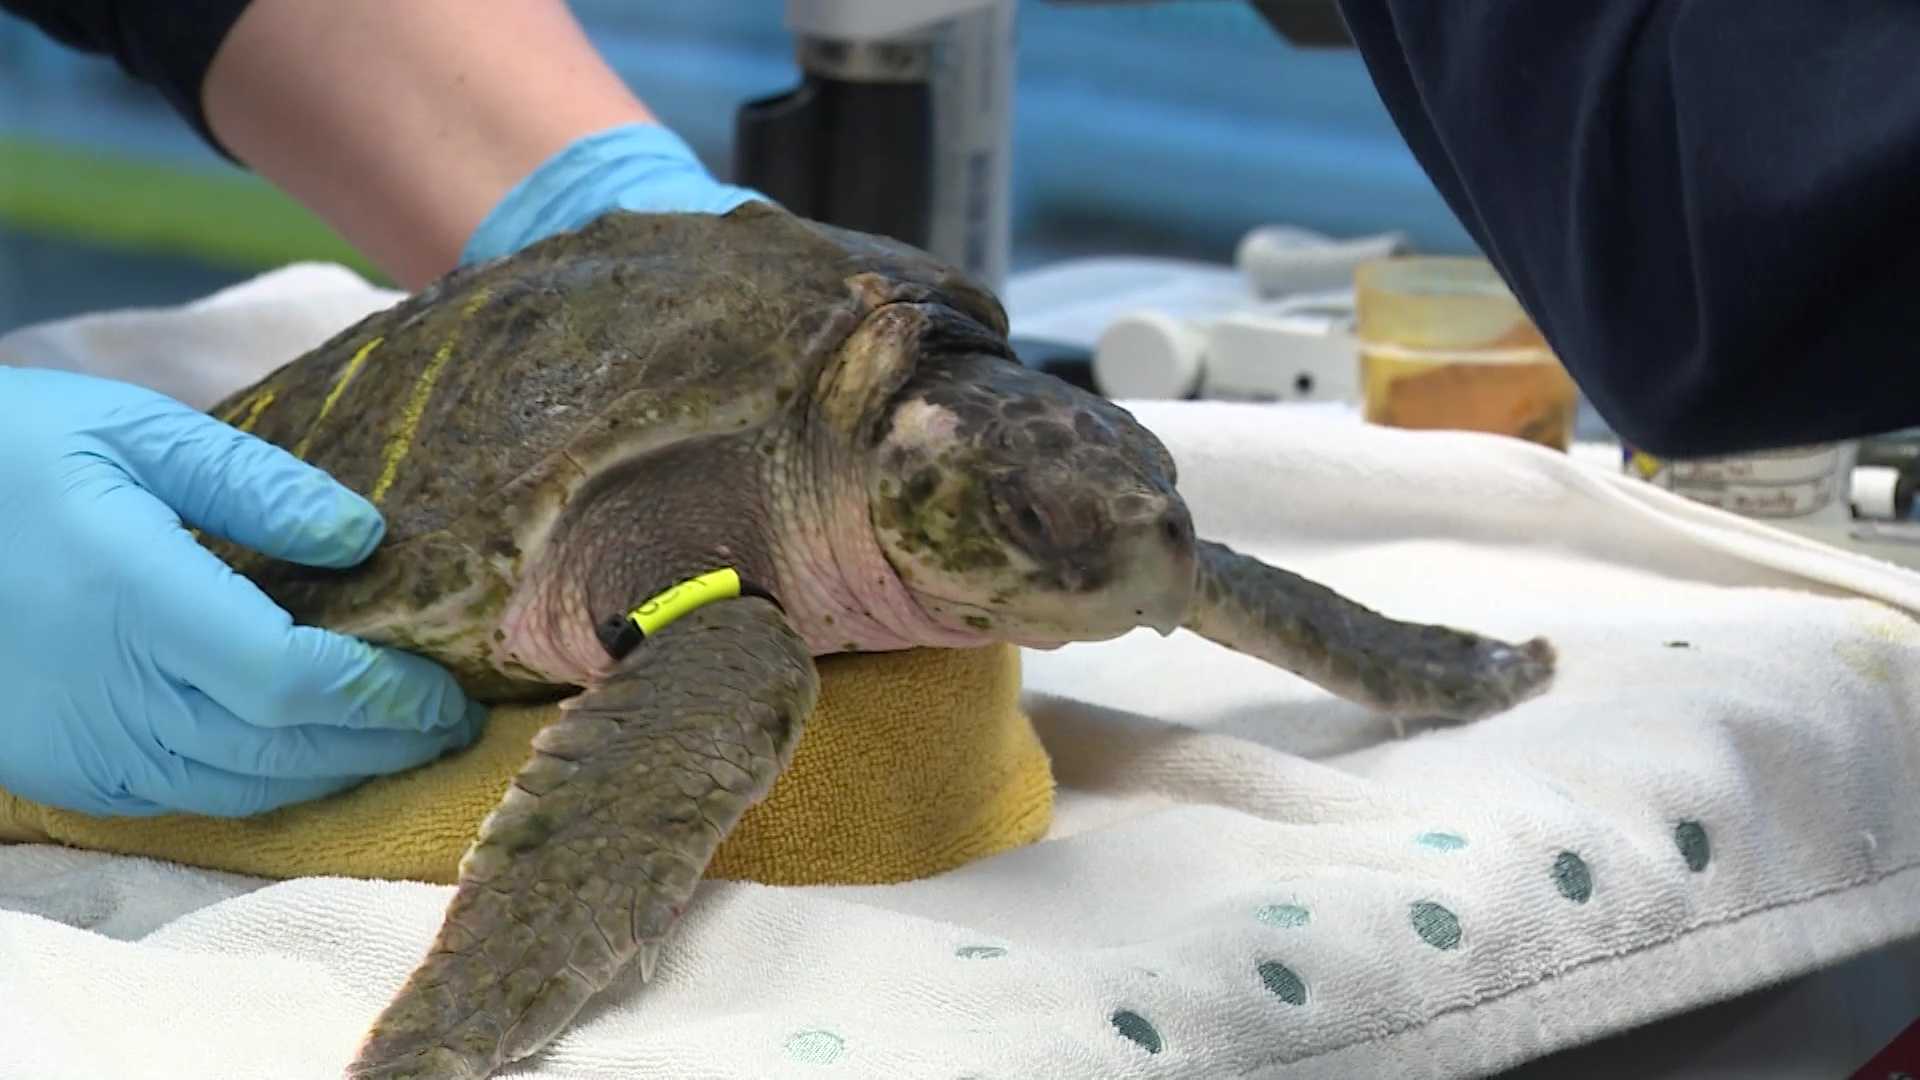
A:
1236,224,1407,298
1091,290,1363,405
737,1,1353,291
736,0,1015,289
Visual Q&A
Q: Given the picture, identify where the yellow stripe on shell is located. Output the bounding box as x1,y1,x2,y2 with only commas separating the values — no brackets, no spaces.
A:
219,388,276,433
369,290,489,504
293,335,382,459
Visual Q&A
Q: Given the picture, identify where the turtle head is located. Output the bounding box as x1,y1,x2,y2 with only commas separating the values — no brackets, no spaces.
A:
866,349,1198,646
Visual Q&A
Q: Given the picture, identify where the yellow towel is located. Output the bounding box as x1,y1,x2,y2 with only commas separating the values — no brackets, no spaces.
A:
0,646,1052,887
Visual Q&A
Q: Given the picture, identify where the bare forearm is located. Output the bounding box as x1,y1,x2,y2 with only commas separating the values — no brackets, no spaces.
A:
203,0,656,289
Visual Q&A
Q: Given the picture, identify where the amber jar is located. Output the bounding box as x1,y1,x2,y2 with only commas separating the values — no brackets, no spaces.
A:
1355,256,1578,451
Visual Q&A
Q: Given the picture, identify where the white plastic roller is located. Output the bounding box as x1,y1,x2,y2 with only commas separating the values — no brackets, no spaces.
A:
1093,310,1206,400
1850,465,1908,520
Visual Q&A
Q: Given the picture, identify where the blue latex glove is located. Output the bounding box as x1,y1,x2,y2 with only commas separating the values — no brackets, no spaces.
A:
461,122,768,266
0,366,485,818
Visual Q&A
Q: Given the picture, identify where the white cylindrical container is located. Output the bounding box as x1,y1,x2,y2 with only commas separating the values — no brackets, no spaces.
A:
1093,310,1206,400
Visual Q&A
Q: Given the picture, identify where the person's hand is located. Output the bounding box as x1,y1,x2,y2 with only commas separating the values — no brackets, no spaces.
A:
0,366,485,818
460,122,767,266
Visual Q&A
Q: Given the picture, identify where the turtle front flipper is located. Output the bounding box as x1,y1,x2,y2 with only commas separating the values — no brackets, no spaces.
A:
1185,540,1554,722
346,598,818,1080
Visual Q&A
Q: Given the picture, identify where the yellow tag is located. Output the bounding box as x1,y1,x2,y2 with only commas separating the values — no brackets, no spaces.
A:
1627,449,1666,481
627,568,744,637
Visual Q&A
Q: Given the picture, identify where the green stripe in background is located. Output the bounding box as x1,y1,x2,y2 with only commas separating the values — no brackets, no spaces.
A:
0,136,385,282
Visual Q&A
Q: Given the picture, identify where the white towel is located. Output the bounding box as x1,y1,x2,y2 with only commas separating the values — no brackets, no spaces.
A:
3,267,1920,1080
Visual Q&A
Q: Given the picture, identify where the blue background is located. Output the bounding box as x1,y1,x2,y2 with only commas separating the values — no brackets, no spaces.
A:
0,1,1471,333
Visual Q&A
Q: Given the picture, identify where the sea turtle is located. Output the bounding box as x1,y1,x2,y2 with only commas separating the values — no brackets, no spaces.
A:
202,201,1554,1079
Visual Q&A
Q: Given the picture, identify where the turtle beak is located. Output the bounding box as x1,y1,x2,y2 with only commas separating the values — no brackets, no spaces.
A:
1144,578,1192,636
1117,499,1197,637
1147,615,1182,637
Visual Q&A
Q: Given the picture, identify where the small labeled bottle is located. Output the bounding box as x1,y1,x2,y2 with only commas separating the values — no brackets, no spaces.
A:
1623,441,1857,521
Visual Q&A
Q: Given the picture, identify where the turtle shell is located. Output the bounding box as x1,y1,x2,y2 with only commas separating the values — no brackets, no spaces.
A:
199,202,1004,695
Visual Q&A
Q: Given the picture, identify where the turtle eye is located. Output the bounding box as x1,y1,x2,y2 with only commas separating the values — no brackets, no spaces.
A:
1016,505,1046,537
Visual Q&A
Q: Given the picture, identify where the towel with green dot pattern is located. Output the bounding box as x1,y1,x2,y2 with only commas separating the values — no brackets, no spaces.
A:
6,277,1920,1079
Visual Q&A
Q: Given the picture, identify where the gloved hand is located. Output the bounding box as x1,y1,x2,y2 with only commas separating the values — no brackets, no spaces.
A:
461,122,768,266
0,366,485,818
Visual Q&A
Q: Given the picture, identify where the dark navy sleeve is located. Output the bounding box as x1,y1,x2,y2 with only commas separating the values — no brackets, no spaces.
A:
1,0,256,155
1332,1,1920,456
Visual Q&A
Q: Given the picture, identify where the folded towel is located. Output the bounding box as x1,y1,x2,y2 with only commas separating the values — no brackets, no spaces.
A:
0,644,1049,887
